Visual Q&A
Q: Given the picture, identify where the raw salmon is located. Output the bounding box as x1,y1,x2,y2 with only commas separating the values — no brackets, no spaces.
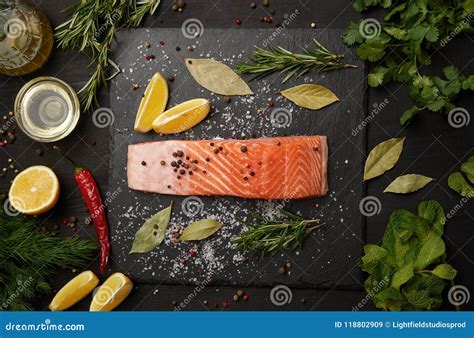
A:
127,136,328,200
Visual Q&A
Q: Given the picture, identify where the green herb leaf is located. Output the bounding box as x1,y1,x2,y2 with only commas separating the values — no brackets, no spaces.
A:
448,172,474,197
280,84,339,110
432,264,457,280
179,219,223,241
414,235,445,270
368,66,390,87
384,174,434,194
364,137,405,181
361,244,388,273
460,156,474,184
417,200,445,236
185,59,253,96
130,203,172,253
391,262,414,290
360,200,452,311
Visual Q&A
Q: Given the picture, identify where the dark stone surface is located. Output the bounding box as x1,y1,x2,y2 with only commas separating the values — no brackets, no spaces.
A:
107,28,366,288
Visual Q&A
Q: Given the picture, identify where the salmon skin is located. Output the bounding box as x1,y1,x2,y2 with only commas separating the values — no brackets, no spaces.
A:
127,136,328,200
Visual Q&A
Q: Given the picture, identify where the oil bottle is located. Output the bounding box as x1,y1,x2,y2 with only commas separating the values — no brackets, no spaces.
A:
0,0,53,76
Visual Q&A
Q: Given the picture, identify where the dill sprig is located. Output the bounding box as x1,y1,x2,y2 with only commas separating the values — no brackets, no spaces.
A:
232,210,323,257
54,0,161,112
0,197,97,310
235,39,357,83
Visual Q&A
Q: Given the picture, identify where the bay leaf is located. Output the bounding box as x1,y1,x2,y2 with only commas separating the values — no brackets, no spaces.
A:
364,137,405,181
280,84,339,110
130,202,173,254
184,58,253,96
179,219,223,241
384,174,434,194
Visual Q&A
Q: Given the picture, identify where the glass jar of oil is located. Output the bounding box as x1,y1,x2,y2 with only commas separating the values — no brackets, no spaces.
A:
14,77,80,142
0,0,53,76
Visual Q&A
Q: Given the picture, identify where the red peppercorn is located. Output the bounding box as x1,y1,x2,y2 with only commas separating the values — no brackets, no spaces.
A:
190,250,197,257
268,100,274,107
223,301,229,308
243,293,249,301
235,19,241,25
160,40,165,45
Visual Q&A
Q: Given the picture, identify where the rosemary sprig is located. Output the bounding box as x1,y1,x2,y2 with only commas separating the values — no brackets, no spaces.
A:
55,0,161,112
235,39,357,83
232,210,323,257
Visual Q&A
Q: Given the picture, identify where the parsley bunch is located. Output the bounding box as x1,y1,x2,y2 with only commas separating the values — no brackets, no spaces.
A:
361,200,457,311
342,0,474,124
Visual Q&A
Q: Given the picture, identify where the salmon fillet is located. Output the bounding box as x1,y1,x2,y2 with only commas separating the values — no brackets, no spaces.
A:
127,136,328,200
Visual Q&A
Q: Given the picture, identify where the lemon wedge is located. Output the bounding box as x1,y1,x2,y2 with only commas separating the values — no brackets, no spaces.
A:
152,98,210,134
134,72,169,133
8,165,60,215
90,272,133,311
49,271,99,311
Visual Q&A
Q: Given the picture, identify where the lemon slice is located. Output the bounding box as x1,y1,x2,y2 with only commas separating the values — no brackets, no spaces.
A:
8,165,60,215
90,272,133,312
152,98,210,134
134,72,169,133
49,271,99,311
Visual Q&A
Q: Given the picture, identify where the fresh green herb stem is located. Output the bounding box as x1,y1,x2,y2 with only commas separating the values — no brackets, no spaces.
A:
236,39,356,83
233,210,323,257
55,0,161,112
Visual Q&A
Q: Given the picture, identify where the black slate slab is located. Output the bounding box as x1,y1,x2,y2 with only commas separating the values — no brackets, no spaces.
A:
107,28,366,288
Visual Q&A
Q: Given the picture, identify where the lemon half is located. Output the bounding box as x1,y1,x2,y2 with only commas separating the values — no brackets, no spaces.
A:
8,165,60,215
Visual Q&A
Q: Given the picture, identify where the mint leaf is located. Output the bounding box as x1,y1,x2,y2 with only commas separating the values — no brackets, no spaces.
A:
404,289,434,308
373,287,406,311
361,244,388,273
417,200,445,236
415,235,445,270
432,263,457,280
391,262,414,289
460,156,474,183
448,172,474,197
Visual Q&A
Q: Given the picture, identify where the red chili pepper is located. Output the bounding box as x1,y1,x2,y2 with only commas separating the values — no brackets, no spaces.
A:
74,167,110,274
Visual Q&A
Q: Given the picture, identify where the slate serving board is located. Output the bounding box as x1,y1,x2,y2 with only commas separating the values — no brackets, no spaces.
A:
107,28,366,289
